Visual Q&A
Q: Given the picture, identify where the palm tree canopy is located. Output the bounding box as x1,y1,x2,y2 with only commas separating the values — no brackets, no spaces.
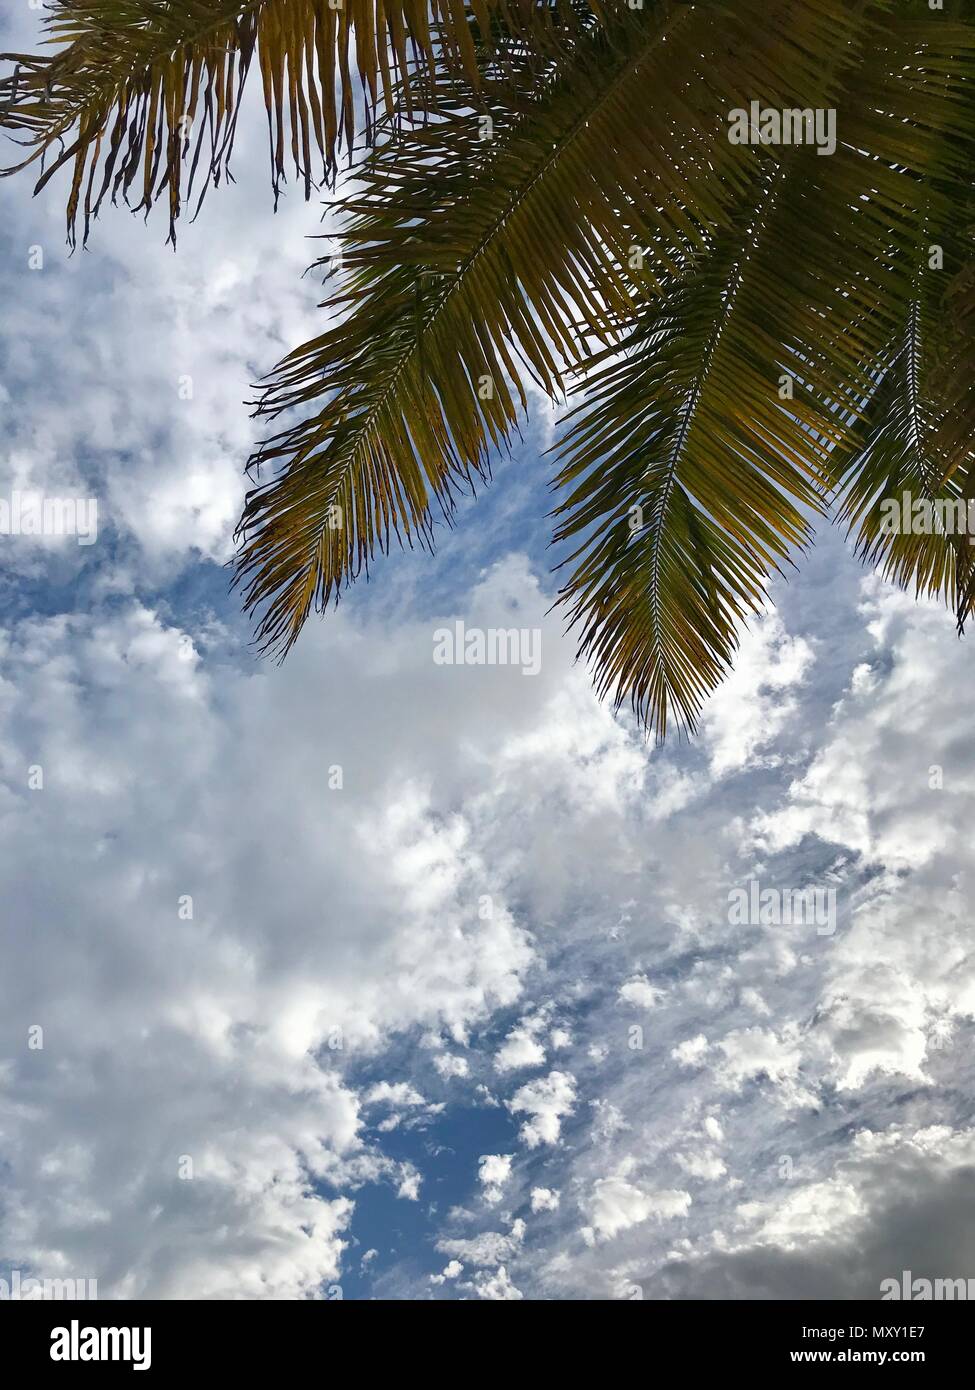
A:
3,0,974,735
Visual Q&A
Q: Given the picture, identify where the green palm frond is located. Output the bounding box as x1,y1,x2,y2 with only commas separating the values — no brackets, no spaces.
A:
550,167,845,738
835,232,975,626
233,0,866,658
550,0,975,736
828,6,975,629
0,0,529,245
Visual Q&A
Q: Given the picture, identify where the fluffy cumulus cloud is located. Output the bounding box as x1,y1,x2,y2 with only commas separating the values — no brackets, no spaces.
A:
698,613,814,777
494,1022,547,1073
618,977,663,1010
436,1220,526,1270
507,1072,578,1149
429,1260,463,1285
515,581,975,1298
530,1188,560,1214
478,1154,514,1204
469,1265,524,1301
5,560,975,1299
0,553,662,1295
0,570,540,1291
583,1168,692,1244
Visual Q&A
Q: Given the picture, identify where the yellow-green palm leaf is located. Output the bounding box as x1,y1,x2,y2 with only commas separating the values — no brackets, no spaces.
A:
551,0,975,734
233,0,865,657
0,0,516,244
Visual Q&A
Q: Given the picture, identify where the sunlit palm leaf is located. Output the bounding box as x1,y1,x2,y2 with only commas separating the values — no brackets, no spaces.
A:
551,0,975,735
0,0,522,244
830,6,975,629
550,168,845,738
835,235,975,625
233,0,864,657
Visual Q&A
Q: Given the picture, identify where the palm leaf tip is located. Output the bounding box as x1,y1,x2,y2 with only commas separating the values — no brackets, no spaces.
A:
0,0,523,245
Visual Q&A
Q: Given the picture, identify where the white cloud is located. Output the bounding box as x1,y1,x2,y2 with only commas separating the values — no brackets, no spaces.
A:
397,1171,422,1202
494,1025,546,1073
5,564,964,1299
478,1154,513,1205
507,1072,577,1148
618,976,662,1010
530,1188,560,1213
585,1174,691,1243
366,1083,426,1108
471,1265,523,1300
699,613,814,776
4,62,974,1305
675,1151,727,1182
437,1220,526,1269
672,1036,710,1068
0,7,329,585
745,583,975,1092
592,1099,628,1141
655,1122,975,1299
0,559,624,1293
713,1027,815,1108
433,1054,469,1079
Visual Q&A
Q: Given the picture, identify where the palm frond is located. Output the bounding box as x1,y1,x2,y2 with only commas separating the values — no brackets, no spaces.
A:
550,168,846,738
829,5,975,627
233,0,866,657
834,232,975,625
0,0,532,244
550,0,975,736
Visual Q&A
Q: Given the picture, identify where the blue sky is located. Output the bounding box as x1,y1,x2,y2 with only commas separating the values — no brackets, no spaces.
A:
2,7,975,1302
